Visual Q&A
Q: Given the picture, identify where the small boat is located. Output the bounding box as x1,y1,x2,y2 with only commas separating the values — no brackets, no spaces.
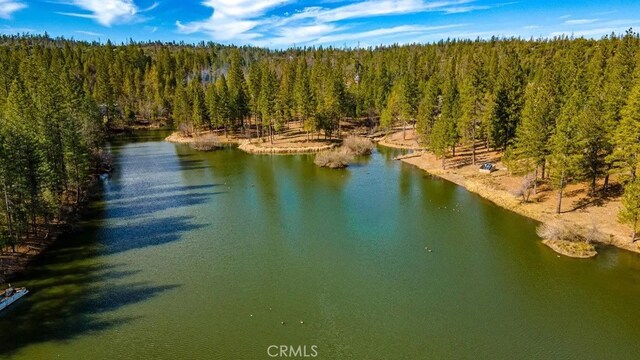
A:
0,285,29,312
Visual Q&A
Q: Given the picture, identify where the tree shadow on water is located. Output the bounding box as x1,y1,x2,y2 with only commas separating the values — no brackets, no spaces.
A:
105,191,224,219
0,227,181,356
102,215,205,255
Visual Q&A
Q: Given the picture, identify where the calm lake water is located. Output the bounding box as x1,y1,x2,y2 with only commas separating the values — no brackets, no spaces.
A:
2,130,640,359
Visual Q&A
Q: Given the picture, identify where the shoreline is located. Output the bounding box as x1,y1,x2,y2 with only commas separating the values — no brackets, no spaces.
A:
542,239,598,258
238,140,338,154
164,131,241,145
165,130,341,154
169,128,638,257
394,147,639,256
0,178,104,285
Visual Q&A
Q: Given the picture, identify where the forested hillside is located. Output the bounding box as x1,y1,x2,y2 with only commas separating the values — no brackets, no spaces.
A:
1,30,640,249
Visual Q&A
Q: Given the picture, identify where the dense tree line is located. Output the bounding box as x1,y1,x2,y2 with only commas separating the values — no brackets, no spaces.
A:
1,31,640,241
0,49,104,252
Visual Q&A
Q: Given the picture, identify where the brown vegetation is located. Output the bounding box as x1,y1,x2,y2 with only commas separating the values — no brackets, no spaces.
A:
343,136,374,156
314,149,354,169
542,239,598,258
190,138,223,151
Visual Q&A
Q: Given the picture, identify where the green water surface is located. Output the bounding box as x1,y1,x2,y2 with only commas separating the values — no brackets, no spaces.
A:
2,131,640,359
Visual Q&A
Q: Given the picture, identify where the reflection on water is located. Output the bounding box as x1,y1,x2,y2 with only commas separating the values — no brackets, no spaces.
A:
2,130,640,359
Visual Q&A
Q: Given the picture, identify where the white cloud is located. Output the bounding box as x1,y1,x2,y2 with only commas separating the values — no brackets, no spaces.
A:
59,0,157,26
314,23,467,44
177,0,492,46
550,28,614,37
280,0,472,24
550,19,640,38
76,30,105,36
443,5,490,14
565,18,598,25
177,0,292,41
0,25,34,33
0,0,26,19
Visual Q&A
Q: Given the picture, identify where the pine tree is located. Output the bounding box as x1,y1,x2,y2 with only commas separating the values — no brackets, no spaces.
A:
173,80,192,135
514,82,554,191
430,116,450,169
275,61,295,133
227,49,249,130
34,65,68,216
490,49,525,150
579,47,609,193
610,72,640,183
314,62,345,139
416,76,441,144
247,62,262,138
258,66,277,143
190,80,206,133
215,75,232,137
205,84,218,131
548,87,585,214
94,47,116,128
380,83,402,133
399,71,419,140
2,79,43,235
459,54,486,165
60,70,97,204
440,59,460,156
620,181,640,242
294,58,315,139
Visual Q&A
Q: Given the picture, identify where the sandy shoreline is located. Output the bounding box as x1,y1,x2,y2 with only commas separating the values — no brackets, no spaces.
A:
238,140,337,154
165,129,340,154
393,143,639,256
164,131,241,145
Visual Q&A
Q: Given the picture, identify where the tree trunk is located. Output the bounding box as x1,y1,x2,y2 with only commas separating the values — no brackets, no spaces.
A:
402,120,406,141
74,152,81,205
3,177,14,250
471,120,477,166
442,156,446,170
556,171,565,214
533,167,538,195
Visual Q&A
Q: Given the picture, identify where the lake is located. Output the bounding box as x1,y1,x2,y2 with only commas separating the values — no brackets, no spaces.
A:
2,130,640,359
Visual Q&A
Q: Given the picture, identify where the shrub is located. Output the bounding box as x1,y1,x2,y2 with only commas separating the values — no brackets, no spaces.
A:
343,136,374,156
314,149,354,169
584,222,607,244
513,173,535,202
537,220,581,241
537,219,606,244
190,138,221,151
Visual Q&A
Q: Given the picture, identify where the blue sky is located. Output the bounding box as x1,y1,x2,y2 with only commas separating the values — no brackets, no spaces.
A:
1,1,640,48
